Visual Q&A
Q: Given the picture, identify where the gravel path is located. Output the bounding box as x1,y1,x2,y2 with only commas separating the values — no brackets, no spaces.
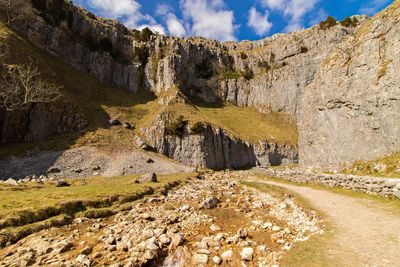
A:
254,179,400,267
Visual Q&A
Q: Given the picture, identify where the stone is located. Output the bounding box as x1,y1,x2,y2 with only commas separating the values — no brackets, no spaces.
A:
134,136,149,150
122,122,133,130
240,247,254,261
3,178,18,186
237,228,248,239
159,234,171,245
81,246,93,255
109,119,121,126
146,158,154,163
212,256,222,265
56,180,70,187
221,249,233,261
135,173,157,183
202,197,220,209
195,253,208,264
170,233,185,247
76,254,91,266
210,224,221,232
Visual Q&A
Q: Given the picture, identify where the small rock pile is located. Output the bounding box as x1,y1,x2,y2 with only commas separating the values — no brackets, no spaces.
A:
0,171,322,266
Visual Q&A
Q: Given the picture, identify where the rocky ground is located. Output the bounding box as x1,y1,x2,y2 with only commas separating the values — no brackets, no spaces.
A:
0,146,194,181
0,171,322,266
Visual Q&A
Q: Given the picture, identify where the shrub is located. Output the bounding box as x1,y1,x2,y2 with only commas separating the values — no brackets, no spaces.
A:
221,70,241,80
241,64,254,80
270,52,276,63
340,17,359,27
320,16,337,30
133,45,149,66
132,27,154,42
165,116,188,137
300,46,308,54
31,0,67,27
240,52,248,60
190,122,205,134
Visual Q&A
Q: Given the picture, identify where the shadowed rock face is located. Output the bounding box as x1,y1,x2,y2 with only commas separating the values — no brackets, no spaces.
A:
8,0,400,169
0,102,87,144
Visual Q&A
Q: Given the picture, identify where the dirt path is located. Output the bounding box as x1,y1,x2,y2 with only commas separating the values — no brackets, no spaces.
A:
253,179,400,267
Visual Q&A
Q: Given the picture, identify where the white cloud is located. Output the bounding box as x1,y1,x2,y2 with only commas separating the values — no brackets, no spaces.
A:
260,0,319,32
156,4,187,37
180,0,238,41
247,7,273,36
81,0,164,32
359,0,392,15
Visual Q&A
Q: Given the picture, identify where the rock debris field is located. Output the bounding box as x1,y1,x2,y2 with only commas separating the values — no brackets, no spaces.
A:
0,171,321,266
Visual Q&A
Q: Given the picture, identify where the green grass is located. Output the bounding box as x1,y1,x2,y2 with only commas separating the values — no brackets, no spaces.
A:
242,181,336,266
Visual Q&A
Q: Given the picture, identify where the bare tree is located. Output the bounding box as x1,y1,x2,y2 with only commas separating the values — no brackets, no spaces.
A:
0,0,23,25
0,64,62,111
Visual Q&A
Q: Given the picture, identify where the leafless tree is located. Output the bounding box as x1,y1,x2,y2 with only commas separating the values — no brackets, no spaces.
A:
0,0,24,25
0,63,62,111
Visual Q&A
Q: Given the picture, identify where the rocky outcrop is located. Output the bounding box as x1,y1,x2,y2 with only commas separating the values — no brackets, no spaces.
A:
7,0,400,169
0,102,87,144
142,113,298,170
299,2,400,168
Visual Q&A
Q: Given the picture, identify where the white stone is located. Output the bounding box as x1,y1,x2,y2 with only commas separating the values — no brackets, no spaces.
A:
240,247,254,261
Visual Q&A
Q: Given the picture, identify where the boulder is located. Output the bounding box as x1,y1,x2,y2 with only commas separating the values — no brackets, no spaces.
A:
134,136,149,150
3,178,18,186
122,122,134,130
134,173,157,183
202,197,220,209
56,180,71,187
240,247,254,261
109,119,121,126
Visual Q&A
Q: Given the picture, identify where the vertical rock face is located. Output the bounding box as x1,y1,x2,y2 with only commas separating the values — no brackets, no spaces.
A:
7,0,400,169
0,102,88,144
299,3,400,168
142,113,298,169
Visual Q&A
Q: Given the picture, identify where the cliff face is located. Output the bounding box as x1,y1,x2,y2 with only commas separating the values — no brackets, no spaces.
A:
299,2,400,168
0,102,87,144
7,0,400,169
142,112,298,169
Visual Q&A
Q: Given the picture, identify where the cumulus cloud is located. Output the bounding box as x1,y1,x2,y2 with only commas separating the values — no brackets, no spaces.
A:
260,0,319,32
359,0,392,15
79,0,164,33
247,7,273,36
180,0,238,41
156,4,187,37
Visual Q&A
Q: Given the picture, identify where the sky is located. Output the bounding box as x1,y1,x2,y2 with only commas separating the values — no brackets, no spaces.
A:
74,0,395,41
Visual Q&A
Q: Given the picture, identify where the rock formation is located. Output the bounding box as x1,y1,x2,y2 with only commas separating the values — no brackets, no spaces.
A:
2,0,399,169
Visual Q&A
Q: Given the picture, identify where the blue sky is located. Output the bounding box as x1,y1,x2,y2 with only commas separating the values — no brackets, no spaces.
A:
74,0,394,41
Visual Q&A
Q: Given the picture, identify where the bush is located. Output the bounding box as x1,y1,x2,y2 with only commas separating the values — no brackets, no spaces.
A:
320,16,337,30
340,17,359,27
241,64,254,80
240,52,248,60
190,122,205,134
165,116,188,137
133,45,149,66
300,46,308,54
221,70,241,80
132,27,154,42
31,0,67,27
257,61,271,71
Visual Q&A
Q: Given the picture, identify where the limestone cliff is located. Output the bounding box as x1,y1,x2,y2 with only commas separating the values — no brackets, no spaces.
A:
4,0,399,169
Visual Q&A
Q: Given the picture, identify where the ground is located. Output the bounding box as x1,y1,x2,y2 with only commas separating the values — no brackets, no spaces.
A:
1,170,399,266
249,177,400,267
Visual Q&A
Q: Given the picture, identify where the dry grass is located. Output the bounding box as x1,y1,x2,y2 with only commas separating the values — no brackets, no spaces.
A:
342,152,400,179
0,172,194,246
